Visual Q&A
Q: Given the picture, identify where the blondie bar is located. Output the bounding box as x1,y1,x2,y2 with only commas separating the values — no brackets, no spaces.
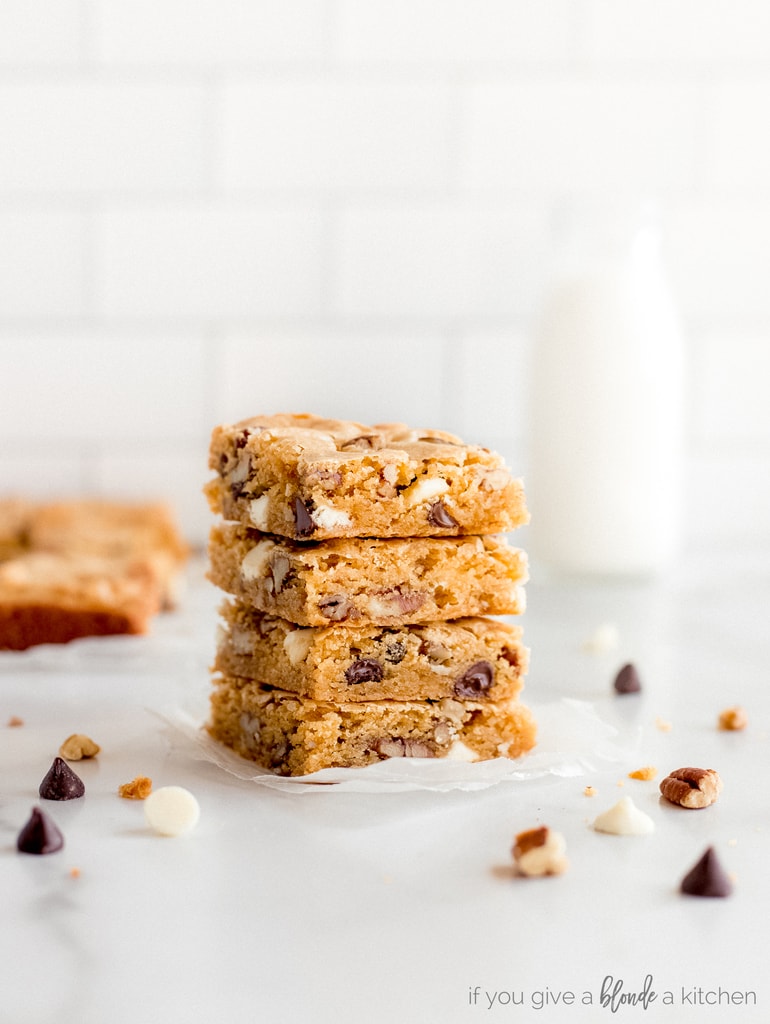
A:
208,521,527,627
27,500,189,607
0,552,161,650
208,674,537,776
216,603,528,702
205,413,528,540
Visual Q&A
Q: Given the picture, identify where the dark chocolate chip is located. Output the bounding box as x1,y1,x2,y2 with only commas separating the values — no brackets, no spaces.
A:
384,640,407,664
613,663,641,694
39,757,85,801
680,846,733,898
345,659,384,685
235,429,251,449
17,807,65,855
427,500,458,529
292,497,316,538
454,661,494,698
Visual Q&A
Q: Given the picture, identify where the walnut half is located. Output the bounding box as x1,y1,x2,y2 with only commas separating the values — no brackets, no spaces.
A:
659,767,722,809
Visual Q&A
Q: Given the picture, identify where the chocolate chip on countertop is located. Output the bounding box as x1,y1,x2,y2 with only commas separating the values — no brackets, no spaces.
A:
613,663,642,694
427,500,458,529
345,659,384,685
292,497,316,538
454,661,494,698
17,807,65,855
680,846,733,898
39,757,85,800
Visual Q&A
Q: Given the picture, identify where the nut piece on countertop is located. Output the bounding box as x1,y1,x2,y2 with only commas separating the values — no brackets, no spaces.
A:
118,776,153,800
659,767,722,809
512,826,569,877
718,706,748,731
59,733,101,760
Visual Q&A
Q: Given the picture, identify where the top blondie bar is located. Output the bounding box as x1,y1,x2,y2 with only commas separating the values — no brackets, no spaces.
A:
205,413,529,540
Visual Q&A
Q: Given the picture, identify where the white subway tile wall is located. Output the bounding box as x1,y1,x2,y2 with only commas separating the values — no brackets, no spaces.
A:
1,0,769,551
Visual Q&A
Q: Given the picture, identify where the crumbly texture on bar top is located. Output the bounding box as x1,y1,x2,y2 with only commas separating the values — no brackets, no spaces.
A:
205,413,529,540
208,674,537,776
216,603,529,703
208,520,527,626
0,552,161,650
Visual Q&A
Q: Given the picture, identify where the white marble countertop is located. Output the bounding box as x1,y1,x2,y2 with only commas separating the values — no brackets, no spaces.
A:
2,553,769,1024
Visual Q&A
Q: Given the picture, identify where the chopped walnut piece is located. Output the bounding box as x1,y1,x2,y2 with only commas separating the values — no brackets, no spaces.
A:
660,767,722,809
629,766,658,781
59,733,101,760
118,776,153,800
718,706,747,731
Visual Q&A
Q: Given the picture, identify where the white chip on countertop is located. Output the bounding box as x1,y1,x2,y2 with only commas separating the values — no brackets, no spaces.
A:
581,622,620,654
592,795,654,836
144,786,200,837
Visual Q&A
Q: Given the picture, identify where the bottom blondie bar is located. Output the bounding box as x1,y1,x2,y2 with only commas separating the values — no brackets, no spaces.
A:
208,673,537,776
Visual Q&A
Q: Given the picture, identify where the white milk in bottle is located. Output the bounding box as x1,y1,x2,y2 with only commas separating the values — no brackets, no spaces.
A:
528,201,685,577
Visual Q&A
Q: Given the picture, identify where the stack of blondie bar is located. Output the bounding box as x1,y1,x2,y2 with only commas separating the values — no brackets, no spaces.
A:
204,413,535,776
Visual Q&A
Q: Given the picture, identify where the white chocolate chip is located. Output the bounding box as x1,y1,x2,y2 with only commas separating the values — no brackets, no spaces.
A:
248,494,271,530
402,477,449,508
310,505,352,530
581,622,620,654
283,628,316,666
241,539,276,581
144,786,200,837
445,739,479,762
592,796,654,836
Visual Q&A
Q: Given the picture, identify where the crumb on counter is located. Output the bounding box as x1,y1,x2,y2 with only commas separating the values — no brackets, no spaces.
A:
629,766,657,781
584,785,597,797
654,716,672,733
118,776,152,800
7,715,24,727
718,706,748,731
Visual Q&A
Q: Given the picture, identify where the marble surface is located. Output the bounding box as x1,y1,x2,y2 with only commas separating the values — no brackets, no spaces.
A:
2,553,769,1024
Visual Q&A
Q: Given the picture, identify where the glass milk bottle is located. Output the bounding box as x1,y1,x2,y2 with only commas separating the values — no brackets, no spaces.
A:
528,200,685,577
